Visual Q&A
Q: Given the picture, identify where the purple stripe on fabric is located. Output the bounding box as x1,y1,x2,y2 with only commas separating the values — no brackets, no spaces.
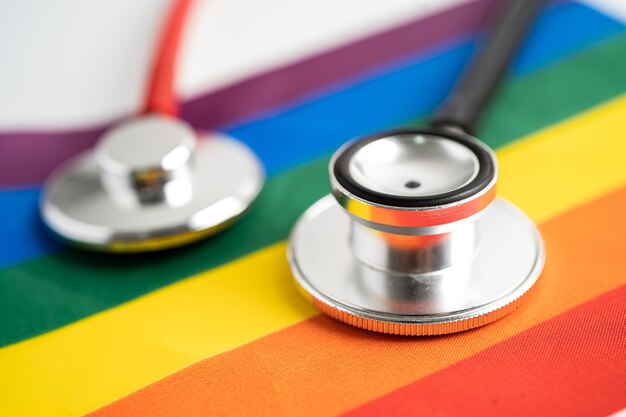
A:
0,0,493,188
0,126,106,188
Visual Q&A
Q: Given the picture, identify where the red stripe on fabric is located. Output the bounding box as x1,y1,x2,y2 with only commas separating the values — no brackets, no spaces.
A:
344,286,626,417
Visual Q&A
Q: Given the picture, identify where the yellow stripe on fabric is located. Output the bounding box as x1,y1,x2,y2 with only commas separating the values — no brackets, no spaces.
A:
498,94,626,223
1,94,626,417
0,242,318,416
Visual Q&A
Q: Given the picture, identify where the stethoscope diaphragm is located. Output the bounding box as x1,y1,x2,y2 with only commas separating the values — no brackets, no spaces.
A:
41,116,264,252
288,129,544,335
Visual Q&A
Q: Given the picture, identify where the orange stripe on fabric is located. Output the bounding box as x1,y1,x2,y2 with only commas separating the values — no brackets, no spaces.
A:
343,286,626,417
88,186,626,417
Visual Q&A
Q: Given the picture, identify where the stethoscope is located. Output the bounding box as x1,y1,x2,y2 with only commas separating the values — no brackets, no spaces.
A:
40,0,544,335
288,0,546,335
40,0,264,252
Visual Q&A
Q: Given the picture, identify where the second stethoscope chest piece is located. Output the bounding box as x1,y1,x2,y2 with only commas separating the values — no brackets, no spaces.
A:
42,116,264,251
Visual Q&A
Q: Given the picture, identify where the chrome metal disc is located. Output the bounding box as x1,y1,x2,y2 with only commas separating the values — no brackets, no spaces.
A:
288,195,545,335
41,117,264,252
347,134,480,197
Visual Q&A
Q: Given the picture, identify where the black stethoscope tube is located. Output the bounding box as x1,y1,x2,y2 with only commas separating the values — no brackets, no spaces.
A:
432,0,546,134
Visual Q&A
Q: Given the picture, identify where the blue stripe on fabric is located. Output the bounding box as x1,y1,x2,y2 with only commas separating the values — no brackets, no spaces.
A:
0,2,623,267
0,189,62,265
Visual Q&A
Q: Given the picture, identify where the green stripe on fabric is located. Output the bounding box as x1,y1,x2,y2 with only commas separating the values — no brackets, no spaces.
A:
481,33,626,147
1,32,626,348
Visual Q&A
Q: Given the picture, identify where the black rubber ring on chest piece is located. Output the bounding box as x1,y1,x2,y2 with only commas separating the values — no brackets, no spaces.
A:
332,127,495,208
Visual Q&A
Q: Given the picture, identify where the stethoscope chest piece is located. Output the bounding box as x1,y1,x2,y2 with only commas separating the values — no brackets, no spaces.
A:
288,129,544,335
41,115,264,252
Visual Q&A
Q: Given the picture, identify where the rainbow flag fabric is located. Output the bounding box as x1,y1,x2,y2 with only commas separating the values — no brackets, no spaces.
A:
0,0,625,415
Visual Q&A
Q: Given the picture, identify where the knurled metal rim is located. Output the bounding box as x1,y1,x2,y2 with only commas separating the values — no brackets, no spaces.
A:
287,196,545,336
292,274,539,335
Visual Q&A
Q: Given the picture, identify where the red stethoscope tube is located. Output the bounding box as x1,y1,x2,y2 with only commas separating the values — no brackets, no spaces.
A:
143,0,192,117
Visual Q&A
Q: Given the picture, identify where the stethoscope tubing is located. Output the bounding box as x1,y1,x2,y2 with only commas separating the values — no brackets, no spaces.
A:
143,0,192,117
432,0,546,134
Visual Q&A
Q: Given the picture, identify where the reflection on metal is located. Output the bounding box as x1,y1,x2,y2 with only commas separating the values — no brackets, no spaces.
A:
289,131,544,335
41,116,264,252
